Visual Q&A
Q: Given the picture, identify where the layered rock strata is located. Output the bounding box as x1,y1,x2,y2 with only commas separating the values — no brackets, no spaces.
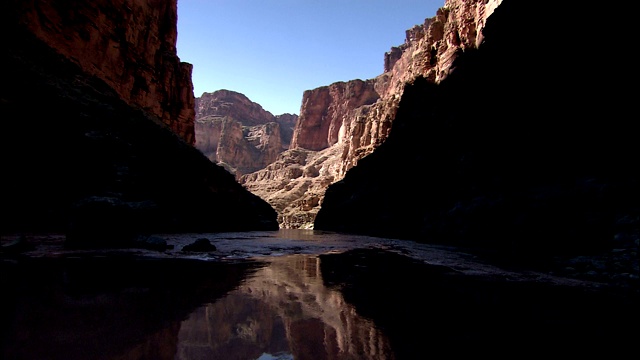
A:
3,0,196,144
241,0,501,228
315,0,638,257
195,90,298,177
0,0,279,247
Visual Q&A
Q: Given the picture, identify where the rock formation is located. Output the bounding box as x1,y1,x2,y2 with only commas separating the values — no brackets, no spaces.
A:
241,0,502,228
0,0,279,247
315,0,638,257
195,90,298,177
289,79,381,151
3,0,197,145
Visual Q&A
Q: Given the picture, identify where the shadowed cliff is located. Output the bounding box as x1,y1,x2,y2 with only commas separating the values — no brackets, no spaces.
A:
0,1,279,247
315,0,638,257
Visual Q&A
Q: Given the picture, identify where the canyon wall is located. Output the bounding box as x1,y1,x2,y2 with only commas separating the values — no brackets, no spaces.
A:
4,0,196,144
194,90,298,177
315,0,638,257
241,0,502,228
289,79,381,151
0,0,279,246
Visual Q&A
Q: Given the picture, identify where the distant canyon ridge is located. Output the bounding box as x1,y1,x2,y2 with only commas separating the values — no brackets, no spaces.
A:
195,0,503,228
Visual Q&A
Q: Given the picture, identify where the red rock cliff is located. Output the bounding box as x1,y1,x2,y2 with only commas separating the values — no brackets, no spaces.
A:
290,79,380,151
1,0,279,239
195,90,298,177
7,0,196,144
242,0,502,228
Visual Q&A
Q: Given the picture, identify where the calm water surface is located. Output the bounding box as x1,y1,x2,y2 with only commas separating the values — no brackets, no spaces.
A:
2,230,637,359
174,254,392,360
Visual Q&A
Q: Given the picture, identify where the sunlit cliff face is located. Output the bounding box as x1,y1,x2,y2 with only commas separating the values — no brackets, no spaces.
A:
175,255,395,360
239,0,504,230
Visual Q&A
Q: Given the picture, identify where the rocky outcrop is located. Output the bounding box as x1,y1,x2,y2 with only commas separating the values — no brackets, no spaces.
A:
195,90,277,126
382,0,502,86
290,79,381,151
315,0,638,258
0,0,279,247
241,0,501,228
2,0,196,144
241,147,345,228
195,90,298,177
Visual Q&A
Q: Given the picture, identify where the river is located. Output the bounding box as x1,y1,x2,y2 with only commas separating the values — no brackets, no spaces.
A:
1,230,638,359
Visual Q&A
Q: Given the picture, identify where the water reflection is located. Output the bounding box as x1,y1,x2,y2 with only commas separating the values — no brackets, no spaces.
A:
175,255,394,360
0,257,262,360
3,233,637,359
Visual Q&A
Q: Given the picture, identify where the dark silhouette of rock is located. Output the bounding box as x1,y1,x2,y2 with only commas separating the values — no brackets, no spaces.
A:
182,238,217,252
315,0,638,258
0,0,279,248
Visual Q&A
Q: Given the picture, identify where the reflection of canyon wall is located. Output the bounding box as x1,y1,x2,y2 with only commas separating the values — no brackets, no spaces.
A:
195,90,298,177
241,0,503,228
6,0,196,144
175,255,394,360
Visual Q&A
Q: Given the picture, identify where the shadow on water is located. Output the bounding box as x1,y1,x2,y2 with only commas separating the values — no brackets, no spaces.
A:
319,248,640,358
2,246,639,359
0,255,264,360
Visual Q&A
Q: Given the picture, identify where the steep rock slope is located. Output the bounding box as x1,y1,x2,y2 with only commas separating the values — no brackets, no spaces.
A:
241,0,501,228
194,90,297,177
315,0,638,258
1,0,279,247
3,0,197,144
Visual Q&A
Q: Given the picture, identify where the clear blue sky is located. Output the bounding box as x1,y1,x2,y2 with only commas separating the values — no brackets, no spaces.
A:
176,0,444,115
